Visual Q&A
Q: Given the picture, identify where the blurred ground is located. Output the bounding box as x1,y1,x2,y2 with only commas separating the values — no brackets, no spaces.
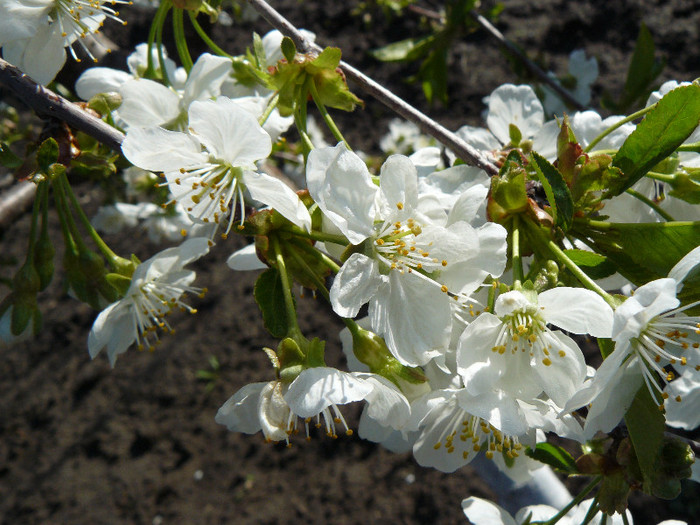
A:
1,1,700,524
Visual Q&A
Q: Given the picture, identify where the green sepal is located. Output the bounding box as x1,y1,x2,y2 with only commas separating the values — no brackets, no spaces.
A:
611,83,700,196
648,437,695,499
487,151,528,223
524,442,579,474
254,268,291,338
668,169,700,204
624,384,666,494
530,151,574,231
277,337,305,371
87,92,122,115
597,470,631,515
105,273,132,297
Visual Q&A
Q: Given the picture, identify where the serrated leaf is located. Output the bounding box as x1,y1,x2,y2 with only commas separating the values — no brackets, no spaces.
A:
624,384,665,493
611,83,700,195
254,268,291,338
563,249,617,280
370,35,437,62
525,442,579,474
530,151,574,231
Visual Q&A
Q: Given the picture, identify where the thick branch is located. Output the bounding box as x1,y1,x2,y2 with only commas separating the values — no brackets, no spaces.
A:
246,0,499,176
0,58,125,151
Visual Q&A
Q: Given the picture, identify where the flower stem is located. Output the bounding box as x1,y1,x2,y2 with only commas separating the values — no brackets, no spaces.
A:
585,105,654,153
308,78,349,147
546,237,617,308
155,8,171,87
146,1,171,79
645,171,675,183
541,476,602,525
259,92,280,128
677,141,700,153
271,235,302,336
289,238,341,274
187,11,233,58
286,244,331,302
59,173,128,272
291,227,348,246
172,8,194,73
626,188,675,221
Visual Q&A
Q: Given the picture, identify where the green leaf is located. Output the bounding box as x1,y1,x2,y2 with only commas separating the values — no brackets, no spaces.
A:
0,141,22,169
252,32,267,68
281,37,296,63
530,152,574,231
370,35,437,62
618,23,665,112
419,47,448,105
308,47,342,72
611,83,700,195
624,384,666,493
583,221,700,284
37,138,59,172
563,249,617,280
254,268,291,338
668,170,700,204
525,443,579,474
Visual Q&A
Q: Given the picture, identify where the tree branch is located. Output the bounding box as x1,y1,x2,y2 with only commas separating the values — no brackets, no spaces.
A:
246,0,499,176
0,58,125,151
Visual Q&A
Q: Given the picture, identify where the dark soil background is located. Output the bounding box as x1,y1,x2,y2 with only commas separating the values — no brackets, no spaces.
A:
2,1,700,524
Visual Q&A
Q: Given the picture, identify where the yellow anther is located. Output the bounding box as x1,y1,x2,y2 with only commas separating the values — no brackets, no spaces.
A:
542,358,552,366
396,202,404,210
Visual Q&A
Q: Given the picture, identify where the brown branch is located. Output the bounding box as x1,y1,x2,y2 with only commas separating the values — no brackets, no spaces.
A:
246,0,499,176
0,181,36,231
0,58,125,151
469,10,586,112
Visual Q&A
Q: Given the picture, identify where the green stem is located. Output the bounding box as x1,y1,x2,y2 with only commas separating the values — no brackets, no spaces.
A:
290,227,348,246
51,175,87,253
308,78,349,147
286,245,331,302
510,214,524,288
259,92,280,128
486,280,497,313
645,171,675,183
59,173,125,270
541,476,602,525
677,141,700,152
580,495,600,525
187,11,233,58
289,238,341,273
146,1,171,79
25,182,45,264
546,236,617,308
172,9,193,73
585,105,654,153
626,188,675,221
271,236,302,336
155,8,171,86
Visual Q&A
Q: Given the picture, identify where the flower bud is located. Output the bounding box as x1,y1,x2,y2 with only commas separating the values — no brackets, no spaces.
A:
33,228,55,291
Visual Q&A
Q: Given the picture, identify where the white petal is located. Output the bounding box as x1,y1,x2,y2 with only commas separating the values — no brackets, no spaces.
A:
357,374,411,429
227,243,266,271
284,367,373,418
243,170,311,230
665,374,700,430
214,382,267,434
329,253,382,318
119,79,180,127
122,127,205,173
486,84,544,144
3,25,66,86
75,67,131,100
306,143,377,244
539,287,613,337
668,245,700,287
0,0,51,43
181,53,232,106
378,154,419,213
531,331,587,407
188,97,271,166
462,497,517,525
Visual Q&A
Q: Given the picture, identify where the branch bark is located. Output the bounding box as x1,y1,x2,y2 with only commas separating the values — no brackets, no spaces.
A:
0,58,125,151
246,0,500,176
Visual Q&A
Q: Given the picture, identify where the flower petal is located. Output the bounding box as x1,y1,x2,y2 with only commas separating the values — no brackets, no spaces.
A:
539,287,614,337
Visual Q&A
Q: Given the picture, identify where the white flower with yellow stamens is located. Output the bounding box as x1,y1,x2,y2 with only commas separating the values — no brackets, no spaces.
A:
87,237,210,366
122,96,311,238
306,143,507,367
564,246,700,438
457,288,613,407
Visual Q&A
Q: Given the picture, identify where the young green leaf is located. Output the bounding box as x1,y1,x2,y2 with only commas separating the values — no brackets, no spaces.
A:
562,249,617,280
530,151,574,231
370,35,438,62
525,443,579,474
611,83,700,196
254,268,291,338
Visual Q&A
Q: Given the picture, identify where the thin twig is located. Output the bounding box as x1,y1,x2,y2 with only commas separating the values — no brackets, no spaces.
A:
469,10,586,111
246,0,499,176
0,181,36,231
0,58,125,151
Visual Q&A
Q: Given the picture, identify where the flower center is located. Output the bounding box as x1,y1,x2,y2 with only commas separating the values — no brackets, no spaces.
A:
491,308,566,367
